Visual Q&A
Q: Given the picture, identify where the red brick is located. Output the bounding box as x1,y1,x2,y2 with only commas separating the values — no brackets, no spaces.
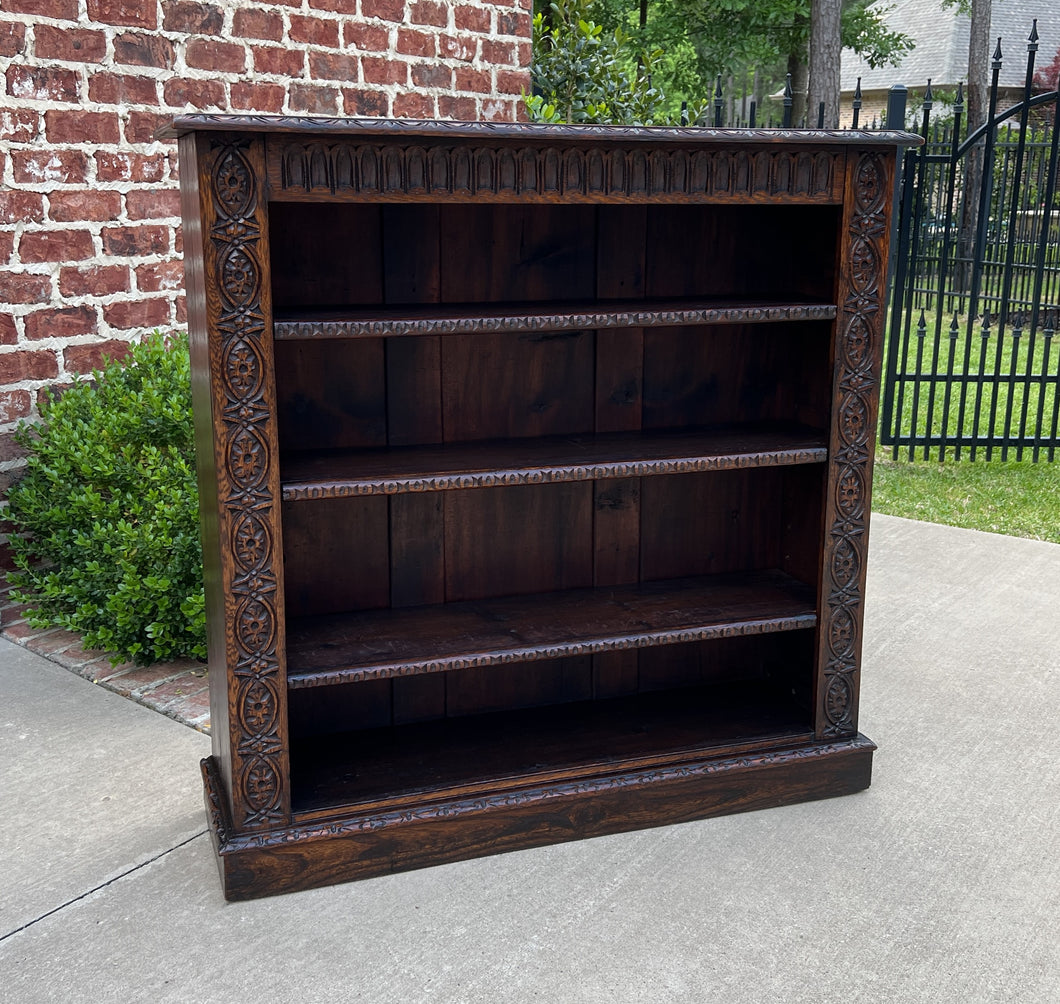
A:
496,67,529,96
393,92,434,118
124,110,171,144
397,28,435,57
2,0,77,16
136,260,184,292
233,8,283,41
307,0,356,12
102,224,170,256
0,349,59,384
343,87,388,117
88,0,156,28
162,77,225,110
343,22,389,52
252,45,305,78
361,56,405,85
0,390,32,423
454,66,491,92
438,94,477,119
175,294,187,323
0,272,51,305
439,33,476,61
0,432,27,463
0,108,39,142
48,190,122,223
0,314,17,345
114,32,176,69
412,63,452,89
64,339,131,376
44,109,120,144
483,96,520,121
516,39,531,67
288,83,339,115
497,10,528,36
309,52,360,82
480,39,515,65
410,0,448,27
19,229,95,263
453,5,490,32
25,306,97,341
95,151,166,183
186,38,246,73
59,265,131,297
230,81,285,113
289,14,338,47
0,231,12,264
34,25,108,63
359,0,404,20
125,188,181,221
88,72,159,106
6,65,80,103
0,20,27,57
173,226,183,254
162,1,223,34
103,298,170,330
0,192,44,225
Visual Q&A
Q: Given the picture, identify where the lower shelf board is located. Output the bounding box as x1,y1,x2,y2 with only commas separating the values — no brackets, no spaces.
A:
202,727,876,901
285,569,817,686
289,682,813,815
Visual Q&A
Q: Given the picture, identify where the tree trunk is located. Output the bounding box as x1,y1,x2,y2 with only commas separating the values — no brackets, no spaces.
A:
959,0,992,298
808,0,842,128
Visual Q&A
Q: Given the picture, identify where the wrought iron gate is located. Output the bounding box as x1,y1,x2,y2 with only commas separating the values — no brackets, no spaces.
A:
880,22,1060,460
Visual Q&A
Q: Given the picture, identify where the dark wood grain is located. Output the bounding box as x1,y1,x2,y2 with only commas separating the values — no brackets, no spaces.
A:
285,569,817,687
279,425,828,499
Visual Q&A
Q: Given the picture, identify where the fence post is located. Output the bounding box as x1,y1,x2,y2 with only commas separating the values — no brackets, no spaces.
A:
886,84,909,290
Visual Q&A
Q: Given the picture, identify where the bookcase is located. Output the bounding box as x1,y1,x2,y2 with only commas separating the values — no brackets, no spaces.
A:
169,115,914,900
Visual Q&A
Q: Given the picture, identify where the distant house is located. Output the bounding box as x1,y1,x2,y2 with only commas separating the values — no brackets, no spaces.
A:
839,0,1060,126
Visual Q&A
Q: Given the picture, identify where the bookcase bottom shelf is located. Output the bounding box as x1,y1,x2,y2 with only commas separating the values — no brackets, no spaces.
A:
289,681,814,814
202,729,875,901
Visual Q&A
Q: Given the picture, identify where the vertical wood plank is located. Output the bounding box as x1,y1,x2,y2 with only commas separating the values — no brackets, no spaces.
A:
390,493,446,724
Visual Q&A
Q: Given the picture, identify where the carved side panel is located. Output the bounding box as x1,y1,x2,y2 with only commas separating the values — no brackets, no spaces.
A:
200,136,289,829
816,150,894,739
268,140,841,204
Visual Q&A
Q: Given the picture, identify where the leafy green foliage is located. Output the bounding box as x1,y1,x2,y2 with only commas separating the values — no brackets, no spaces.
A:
6,332,206,665
527,0,664,124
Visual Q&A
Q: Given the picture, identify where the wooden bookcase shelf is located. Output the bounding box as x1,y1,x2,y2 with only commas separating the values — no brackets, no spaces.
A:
171,115,915,900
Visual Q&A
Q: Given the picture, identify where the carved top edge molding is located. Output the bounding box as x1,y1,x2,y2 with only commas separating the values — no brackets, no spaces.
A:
160,114,923,148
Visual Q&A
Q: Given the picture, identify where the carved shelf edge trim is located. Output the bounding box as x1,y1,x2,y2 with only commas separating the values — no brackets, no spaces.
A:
274,303,838,340
207,734,877,852
280,446,829,500
286,612,818,688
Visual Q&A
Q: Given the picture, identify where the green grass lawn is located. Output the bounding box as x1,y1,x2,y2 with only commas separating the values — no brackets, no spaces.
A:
872,453,1060,543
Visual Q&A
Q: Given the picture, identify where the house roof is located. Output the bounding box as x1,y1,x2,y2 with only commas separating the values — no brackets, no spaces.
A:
841,0,1060,93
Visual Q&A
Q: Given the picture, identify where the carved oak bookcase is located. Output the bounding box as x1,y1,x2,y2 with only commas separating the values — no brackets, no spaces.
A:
168,115,914,900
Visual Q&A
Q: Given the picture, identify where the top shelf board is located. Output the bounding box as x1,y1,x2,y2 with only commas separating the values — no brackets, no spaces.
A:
273,299,838,340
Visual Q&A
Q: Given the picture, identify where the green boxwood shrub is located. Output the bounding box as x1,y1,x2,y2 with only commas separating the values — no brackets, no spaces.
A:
6,331,206,665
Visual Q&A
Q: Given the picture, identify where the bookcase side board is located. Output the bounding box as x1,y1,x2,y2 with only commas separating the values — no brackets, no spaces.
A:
170,116,915,900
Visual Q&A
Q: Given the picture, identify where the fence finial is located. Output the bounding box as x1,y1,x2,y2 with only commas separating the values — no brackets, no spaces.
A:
992,37,1003,67
923,79,933,109
1029,19,1039,49
954,81,964,113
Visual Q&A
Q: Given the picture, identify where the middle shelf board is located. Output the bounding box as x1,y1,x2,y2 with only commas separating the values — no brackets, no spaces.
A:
284,569,817,688
272,298,838,340
280,425,828,499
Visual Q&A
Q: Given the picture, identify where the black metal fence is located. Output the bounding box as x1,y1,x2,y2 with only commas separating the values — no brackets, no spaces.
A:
880,23,1060,460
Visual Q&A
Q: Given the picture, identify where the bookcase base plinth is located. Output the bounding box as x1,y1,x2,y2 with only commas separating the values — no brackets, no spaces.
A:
203,734,875,901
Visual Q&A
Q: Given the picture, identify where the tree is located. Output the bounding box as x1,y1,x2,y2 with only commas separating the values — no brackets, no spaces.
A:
809,0,842,127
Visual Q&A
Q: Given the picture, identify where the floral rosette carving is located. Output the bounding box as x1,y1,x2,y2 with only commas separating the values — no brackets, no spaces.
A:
821,151,887,737
209,140,286,827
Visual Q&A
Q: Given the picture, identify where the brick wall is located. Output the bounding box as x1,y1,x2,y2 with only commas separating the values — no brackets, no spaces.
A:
0,0,532,491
